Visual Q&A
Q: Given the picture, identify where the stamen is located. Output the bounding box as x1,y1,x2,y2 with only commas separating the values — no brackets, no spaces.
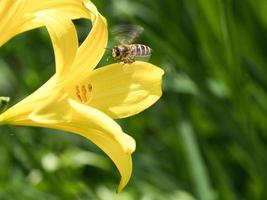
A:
81,85,88,102
76,86,82,102
88,84,93,92
75,84,93,103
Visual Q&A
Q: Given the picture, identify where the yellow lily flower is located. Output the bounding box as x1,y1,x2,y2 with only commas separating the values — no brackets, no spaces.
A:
0,0,164,192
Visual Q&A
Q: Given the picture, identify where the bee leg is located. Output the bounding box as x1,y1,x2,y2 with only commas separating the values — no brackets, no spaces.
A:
129,55,135,63
129,58,135,63
124,57,135,64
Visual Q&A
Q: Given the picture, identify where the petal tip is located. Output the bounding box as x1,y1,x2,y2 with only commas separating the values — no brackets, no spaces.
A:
116,155,133,193
121,133,136,154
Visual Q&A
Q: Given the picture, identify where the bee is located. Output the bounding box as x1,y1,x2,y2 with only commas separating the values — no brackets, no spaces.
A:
112,44,152,64
110,24,152,64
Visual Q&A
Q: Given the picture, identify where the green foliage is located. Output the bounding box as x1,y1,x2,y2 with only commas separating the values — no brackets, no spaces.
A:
1,0,267,199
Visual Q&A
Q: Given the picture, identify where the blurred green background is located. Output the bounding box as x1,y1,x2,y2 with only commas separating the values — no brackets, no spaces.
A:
1,0,267,199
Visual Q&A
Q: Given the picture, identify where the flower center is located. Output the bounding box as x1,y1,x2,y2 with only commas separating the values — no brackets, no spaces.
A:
75,83,93,103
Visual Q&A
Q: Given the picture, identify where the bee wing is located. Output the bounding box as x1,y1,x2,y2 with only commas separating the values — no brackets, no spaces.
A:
134,54,151,62
111,24,144,44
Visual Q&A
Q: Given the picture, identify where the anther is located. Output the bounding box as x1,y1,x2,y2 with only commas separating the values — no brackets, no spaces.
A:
81,85,88,102
75,84,93,103
88,84,93,92
75,86,82,102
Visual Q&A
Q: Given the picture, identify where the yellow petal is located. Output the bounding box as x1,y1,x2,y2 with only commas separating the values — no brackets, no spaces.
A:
68,100,135,151
65,0,108,82
17,0,90,34
0,76,57,124
35,10,78,77
28,98,136,192
0,0,25,46
66,62,164,118
66,100,135,192
0,0,89,47
2,85,135,192
1,0,107,76
29,90,72,124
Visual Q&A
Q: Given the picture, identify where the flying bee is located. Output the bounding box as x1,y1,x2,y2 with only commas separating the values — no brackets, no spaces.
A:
112,44,152,64
110,24,152,64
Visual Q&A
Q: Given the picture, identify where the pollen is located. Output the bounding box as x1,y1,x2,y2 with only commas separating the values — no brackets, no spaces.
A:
75,84,93,103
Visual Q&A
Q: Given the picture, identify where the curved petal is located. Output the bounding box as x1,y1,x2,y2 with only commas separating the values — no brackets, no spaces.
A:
67,100,135,153
0,0,26,46
35,10,78,77
65,100,135,192
3,90,135,192
65,62,164,119
0,0,89,47
17,0,90,34
64,0,108,83
9,96,135,192
0,76,57,124
29,90,72,124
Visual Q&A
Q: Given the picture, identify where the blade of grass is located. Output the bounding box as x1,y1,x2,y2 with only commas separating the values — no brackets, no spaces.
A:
179,120,214,200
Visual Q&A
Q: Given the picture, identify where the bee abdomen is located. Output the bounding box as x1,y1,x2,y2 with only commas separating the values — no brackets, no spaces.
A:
131,44,152,56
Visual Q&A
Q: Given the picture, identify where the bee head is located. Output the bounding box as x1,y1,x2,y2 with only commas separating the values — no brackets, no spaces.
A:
112,47,121,58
